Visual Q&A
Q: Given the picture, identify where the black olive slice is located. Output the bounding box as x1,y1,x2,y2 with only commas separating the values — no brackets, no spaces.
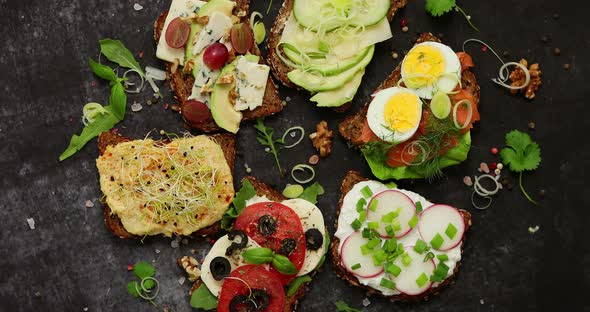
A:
226,230,248,256
229,294,254,312
210,256,231,281
257,214,276,236
305,228,323,251
250,289,270,310
280,238,297,256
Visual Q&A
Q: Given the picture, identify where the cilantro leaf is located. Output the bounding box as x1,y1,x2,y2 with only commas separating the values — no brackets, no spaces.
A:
127,281,140,298
500,130,541,172
335,300,362,312
133,261,156,280
298,182,325,204
425,0,456,17
221,179,256,230
190,284,218,310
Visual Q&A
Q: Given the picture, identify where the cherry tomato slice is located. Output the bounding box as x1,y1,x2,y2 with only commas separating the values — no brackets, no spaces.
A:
182,100,212,124
218,265,285,312
230,23,254,55
233,202,305,285
203,43,229,70
165,17,190,49
456,52,475,71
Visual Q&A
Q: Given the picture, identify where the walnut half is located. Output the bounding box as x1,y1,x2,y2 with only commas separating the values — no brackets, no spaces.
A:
309,121,334,157
509,58,542,100
177,256,201,282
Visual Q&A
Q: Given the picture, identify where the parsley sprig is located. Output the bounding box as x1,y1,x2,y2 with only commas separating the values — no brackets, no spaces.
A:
254,118,285,175
500,130,542,204
425,0,479,31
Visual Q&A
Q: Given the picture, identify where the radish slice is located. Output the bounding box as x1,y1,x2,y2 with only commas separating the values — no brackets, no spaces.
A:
340,232,384,278
366,190,416,238
418,204,465,251
394,247,435,295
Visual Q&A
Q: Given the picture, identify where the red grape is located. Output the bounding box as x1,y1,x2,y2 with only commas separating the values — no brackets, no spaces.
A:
203,43,229,70
165,17,190,48
182,100,212,124
230,23,254,55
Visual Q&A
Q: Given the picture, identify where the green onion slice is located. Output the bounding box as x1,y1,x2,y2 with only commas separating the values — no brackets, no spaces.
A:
291,164,315,184
281,126,305,148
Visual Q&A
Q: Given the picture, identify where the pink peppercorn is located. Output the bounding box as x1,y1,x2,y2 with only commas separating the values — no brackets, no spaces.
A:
491,147,498,155
127,264,133,271
400,19,407,27
490,162,497,170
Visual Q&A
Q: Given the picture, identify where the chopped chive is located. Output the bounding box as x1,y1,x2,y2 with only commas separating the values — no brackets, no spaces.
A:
416,272,429,287
362,228,372,238
408,214,419,228
396,243,405,256
383,238,398,253
368,199,379,212
413,239,428,254
430,233,444,250
387,253,398,262
367,221,379,230
356,198,366,212
433,262,449,279
360,186,373,198
372,249,387,266
381,212,395,223
430,274,444,283
392,220,401,232
415,201,423,213
437,254,449,261
379,278,396,290
351,219,362,231
402,253,412,266
351,263,361,270
360,244,372,255
385,225,395,237
423,251,435,262
386,263,401,277
359,210,366,223
367,237,381,249
445,223,458,239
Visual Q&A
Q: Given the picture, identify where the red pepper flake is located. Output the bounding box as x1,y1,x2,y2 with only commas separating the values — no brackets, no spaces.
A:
164,103,169,110
490,162,497,170
112,128,119,133
68,116,74,123
481,45,488,52
90,81,97,87
400,18,407,27
138,51,144,59
209,239,216,245
491,147,498,155
127,264,133,271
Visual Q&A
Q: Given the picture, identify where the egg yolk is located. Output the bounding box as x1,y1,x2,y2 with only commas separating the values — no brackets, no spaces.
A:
383,92,420,132
402,45,446,87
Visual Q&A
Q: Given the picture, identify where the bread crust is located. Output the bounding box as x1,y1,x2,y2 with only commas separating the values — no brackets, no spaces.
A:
97,130,236,239
330,171,472,301
339,32,481,146
266,0,409,109
153,0,284,133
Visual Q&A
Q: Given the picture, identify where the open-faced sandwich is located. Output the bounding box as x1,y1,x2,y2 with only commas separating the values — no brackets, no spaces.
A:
181,177,329,311
95,130,235,238
340,33,481,180
267,0,408,108
154,0,283,133
331,171,471,300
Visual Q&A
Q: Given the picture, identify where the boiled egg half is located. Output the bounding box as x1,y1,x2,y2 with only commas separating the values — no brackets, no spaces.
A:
367,87,422,143
400,42,461,99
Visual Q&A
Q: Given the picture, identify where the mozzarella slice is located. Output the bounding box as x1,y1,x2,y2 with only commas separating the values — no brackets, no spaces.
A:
201,234,262,297
282,198,326,276
156,0,206,64
234,57,270,111
192,11,233,55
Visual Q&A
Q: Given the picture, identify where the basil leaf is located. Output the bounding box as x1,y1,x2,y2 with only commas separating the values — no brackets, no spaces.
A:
99,38,145,77
285,275,312,297
190,284,218,310
88,58,117,82
221,179,257,230
271,254,297,275
59,108,119,161
108,82,126,120
298,182,325,204
242,247,274,264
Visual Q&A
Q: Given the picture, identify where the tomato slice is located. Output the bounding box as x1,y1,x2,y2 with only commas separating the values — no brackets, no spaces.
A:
218,265,285,312
452,89,480,133
456,52,474,71
165,17,190,49
233,202,305,285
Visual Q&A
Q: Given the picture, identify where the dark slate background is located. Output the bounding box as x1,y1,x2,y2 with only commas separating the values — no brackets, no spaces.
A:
1,0,588,311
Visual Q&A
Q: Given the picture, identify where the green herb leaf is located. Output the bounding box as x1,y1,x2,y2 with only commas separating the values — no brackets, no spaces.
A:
500,130,542,172
334,300,362,312
133,261,156,280
425,0,456,17
99,38,145,77
190,284,218,310
108,81,127,120
271,254,298,275
285,275,312,297
243,247,275,264
88,58,118,82
254,118,284,174
298,182,325,204
127,281,140,298
221,179,256,230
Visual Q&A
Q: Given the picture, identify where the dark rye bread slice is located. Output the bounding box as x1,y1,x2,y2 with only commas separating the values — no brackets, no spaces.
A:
184,176,309,312
97,130,236,239
153,0,284,133
266,0,409,111
330,171,472,301
340,32,481,146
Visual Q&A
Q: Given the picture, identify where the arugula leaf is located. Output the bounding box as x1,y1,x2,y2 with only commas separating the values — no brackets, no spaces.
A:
88,58,118,82
127,281,141,298
133,261,156,280
190,284,218,310
286,275,312,297
500,130,542,204
425,0,456,16
99,39,145,77
221,179,257,230
334,301,362,312
298,182,325,204
254,118,284,175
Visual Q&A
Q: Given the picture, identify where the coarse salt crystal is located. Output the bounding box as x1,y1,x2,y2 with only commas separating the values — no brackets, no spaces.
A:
131,102,143,112
178,276,186,285
133,3,143,11
463,176,473,186
155,249,161,254
362,298,371,307
26,218,35,230
85,200,94,208
171,240,179,249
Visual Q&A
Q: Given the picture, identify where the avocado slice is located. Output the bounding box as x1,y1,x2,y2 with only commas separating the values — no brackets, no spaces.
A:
283,46,370,76
287,45,374,92
210,55,259,133
310,69,365,107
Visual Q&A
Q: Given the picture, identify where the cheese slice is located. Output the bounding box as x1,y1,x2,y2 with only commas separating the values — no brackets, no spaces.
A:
233,57,270,111
156,0,206,64
192,11,233,55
